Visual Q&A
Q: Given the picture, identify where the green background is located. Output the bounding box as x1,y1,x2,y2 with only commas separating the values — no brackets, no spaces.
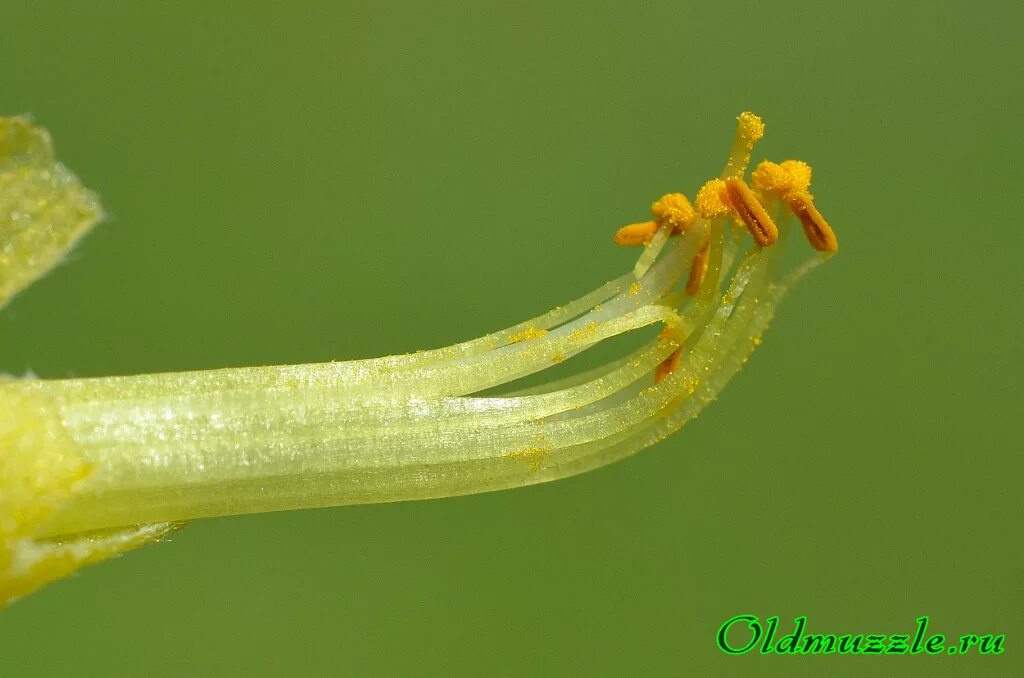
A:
1,2,1020,676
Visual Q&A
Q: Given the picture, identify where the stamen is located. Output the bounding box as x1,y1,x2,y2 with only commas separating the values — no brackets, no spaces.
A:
751,159,838,252
786,192,838,252
685,242,710,296
721,112,765,179
723,178,778,247
615,193,696,247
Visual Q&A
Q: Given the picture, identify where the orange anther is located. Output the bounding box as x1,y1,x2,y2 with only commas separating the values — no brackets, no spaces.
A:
614,220,658,246
615,193,696,246
685,242,710,296
786,192,838,252
654,348,682,384
724,178,778,247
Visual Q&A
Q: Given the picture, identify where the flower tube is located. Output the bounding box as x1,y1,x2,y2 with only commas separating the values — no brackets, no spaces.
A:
0,112,838,605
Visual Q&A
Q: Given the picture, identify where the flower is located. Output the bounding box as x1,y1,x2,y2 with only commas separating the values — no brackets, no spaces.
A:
0,112,837,606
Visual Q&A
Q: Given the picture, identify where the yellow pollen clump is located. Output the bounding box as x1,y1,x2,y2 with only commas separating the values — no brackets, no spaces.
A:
569,321,598,341
695,179,730,219
780,160,812,192
510,326,547,343
651,192,696,233
507,446,551,472
629,281,641,295
737,112,765,144
721,112,766,179
751,159,813,197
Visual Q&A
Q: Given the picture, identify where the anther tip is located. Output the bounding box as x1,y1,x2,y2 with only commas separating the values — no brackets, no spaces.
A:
696,179,730,219
752,159,813,197
614,221,659,246
651,193,696,232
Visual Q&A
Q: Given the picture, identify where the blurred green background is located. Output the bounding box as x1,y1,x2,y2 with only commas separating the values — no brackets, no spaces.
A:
1,2,1020,676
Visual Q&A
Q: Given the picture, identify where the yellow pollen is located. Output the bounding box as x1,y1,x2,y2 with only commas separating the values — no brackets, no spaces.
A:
785,192,838,252
685,242,710,296
651,192,696,233
569,321,598,341
724,178,779,247
614,220,658,246
696,179,730,219
510,326,547,343
629,281,641,295
507,446,551,472
615,193,696,247
751,159,813,197
738,111,765,144
780,160,812,192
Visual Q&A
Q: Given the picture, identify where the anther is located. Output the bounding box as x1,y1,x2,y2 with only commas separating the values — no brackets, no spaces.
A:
615,193,695,246
654,348,682,384
785,192,838,252
685,242,710,296
651,193,696,233
614,220,658,246
695,179,730,219
751,159,812,197
724,178,778,247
